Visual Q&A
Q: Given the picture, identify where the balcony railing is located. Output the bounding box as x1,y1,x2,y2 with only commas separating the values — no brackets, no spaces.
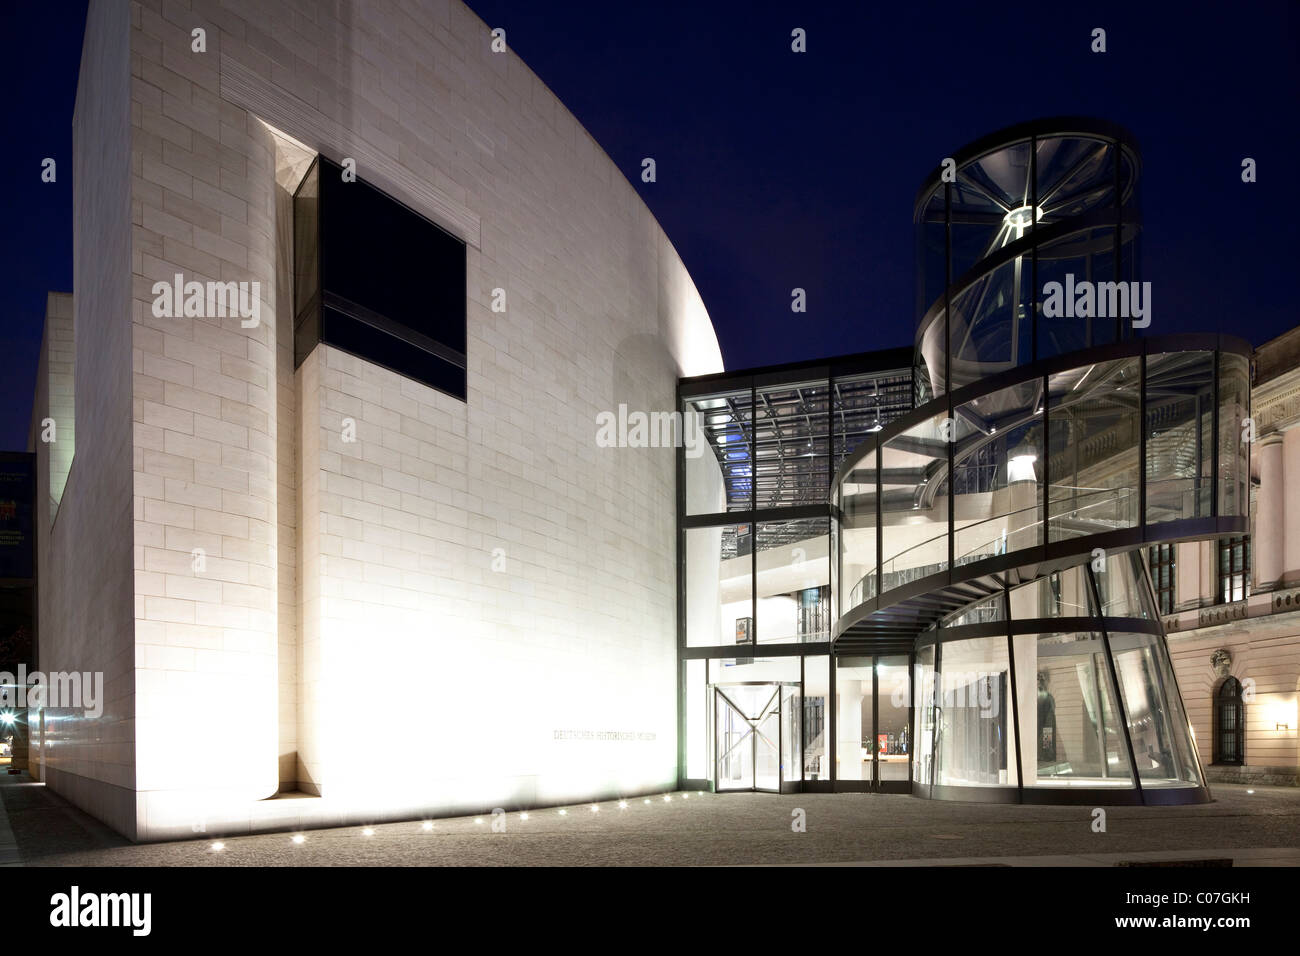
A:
849,486,1137,608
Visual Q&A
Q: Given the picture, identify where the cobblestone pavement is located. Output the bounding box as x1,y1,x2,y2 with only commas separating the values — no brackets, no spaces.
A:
2,771,1297,866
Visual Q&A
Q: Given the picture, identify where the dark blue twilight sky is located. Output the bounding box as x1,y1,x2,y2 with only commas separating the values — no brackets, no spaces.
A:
1,1,1297,450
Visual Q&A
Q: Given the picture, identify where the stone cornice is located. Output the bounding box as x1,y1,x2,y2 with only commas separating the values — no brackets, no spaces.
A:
1253,374,1300,435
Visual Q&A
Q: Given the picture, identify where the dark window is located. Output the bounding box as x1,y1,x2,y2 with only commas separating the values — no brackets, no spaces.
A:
1148,543,1176,615
1218,536,1249,604
293,156,467,400
1213,676,1244,765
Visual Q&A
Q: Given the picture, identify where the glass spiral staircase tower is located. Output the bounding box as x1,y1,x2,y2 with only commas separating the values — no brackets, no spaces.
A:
832,119,1250,804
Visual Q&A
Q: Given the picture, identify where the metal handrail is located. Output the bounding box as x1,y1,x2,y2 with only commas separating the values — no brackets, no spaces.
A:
849,486,1136,608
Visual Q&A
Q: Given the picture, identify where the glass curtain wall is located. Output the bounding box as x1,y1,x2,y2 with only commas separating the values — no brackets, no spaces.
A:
680,361,912,790
920,550,1204,799
914,128,1140,400
837,341,1251,624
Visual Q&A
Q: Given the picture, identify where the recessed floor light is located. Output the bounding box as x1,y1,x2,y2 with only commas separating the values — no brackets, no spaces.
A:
474,817,483,825
211,842,225,852
663,795,672,802
558,808,568,816
421,821,434,831
520,812,529,821
291,834,305,845
590,804,599,813
618,800,628,810
362,828,375,837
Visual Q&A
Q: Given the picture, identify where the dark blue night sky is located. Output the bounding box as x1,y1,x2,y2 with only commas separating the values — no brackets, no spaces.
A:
1,1,1296,450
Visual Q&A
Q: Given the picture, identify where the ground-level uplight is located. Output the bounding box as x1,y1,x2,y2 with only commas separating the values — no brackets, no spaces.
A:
210,842,225,852
291,834,305,845
362,827,375,837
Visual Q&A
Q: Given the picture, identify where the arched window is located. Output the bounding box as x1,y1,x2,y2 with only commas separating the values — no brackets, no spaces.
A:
1213,677,1244,765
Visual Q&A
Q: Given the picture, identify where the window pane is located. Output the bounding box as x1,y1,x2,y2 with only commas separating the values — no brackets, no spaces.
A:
835,656,874,782
942,593,1005,628
1008,563,1094,620
1111,632,1202,787
1093,550,1158,620
1218,352,1250,519
880,411,952,593
1145,351,1214,524
685,523,750,647
684,659,707,779
1013,631,1135,788
684,390,751,514
803,655,830,781
755,519,829,644
840,447,877,613
709,656,798,684
913,645,936,785
935,637,1016,787
951,379,1043,563
877,656,912,782
1047,357,1140,542
832,371,912,472
754,379,829,509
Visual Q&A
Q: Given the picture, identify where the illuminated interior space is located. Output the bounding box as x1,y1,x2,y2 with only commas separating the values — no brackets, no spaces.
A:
678,120,1247,805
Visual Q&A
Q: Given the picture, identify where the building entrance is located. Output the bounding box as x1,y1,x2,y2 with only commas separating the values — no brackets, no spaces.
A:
834,654,913,793
713,682,801,793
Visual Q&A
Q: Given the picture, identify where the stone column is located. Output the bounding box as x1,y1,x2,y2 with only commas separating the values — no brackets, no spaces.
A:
1284,427,1300,587
1254,434,1284,589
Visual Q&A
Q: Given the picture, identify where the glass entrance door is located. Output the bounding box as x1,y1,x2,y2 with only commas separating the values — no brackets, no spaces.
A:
714,683,800,792
834,654,913,792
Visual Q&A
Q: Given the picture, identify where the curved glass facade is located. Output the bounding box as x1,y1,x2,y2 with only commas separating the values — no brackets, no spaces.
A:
837,337,1252,637
914,120,1140,399
680,120,1249,807
913,556,1205,803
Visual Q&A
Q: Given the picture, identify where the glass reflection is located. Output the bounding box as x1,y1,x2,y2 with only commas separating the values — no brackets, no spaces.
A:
1145,352,1214,524
1012,631,1134,787
935,637,1016,787
1047,357,1140,542
1111,632,1201,787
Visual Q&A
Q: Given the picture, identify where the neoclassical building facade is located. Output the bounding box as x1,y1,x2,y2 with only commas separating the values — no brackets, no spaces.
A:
1164,325,1300,786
